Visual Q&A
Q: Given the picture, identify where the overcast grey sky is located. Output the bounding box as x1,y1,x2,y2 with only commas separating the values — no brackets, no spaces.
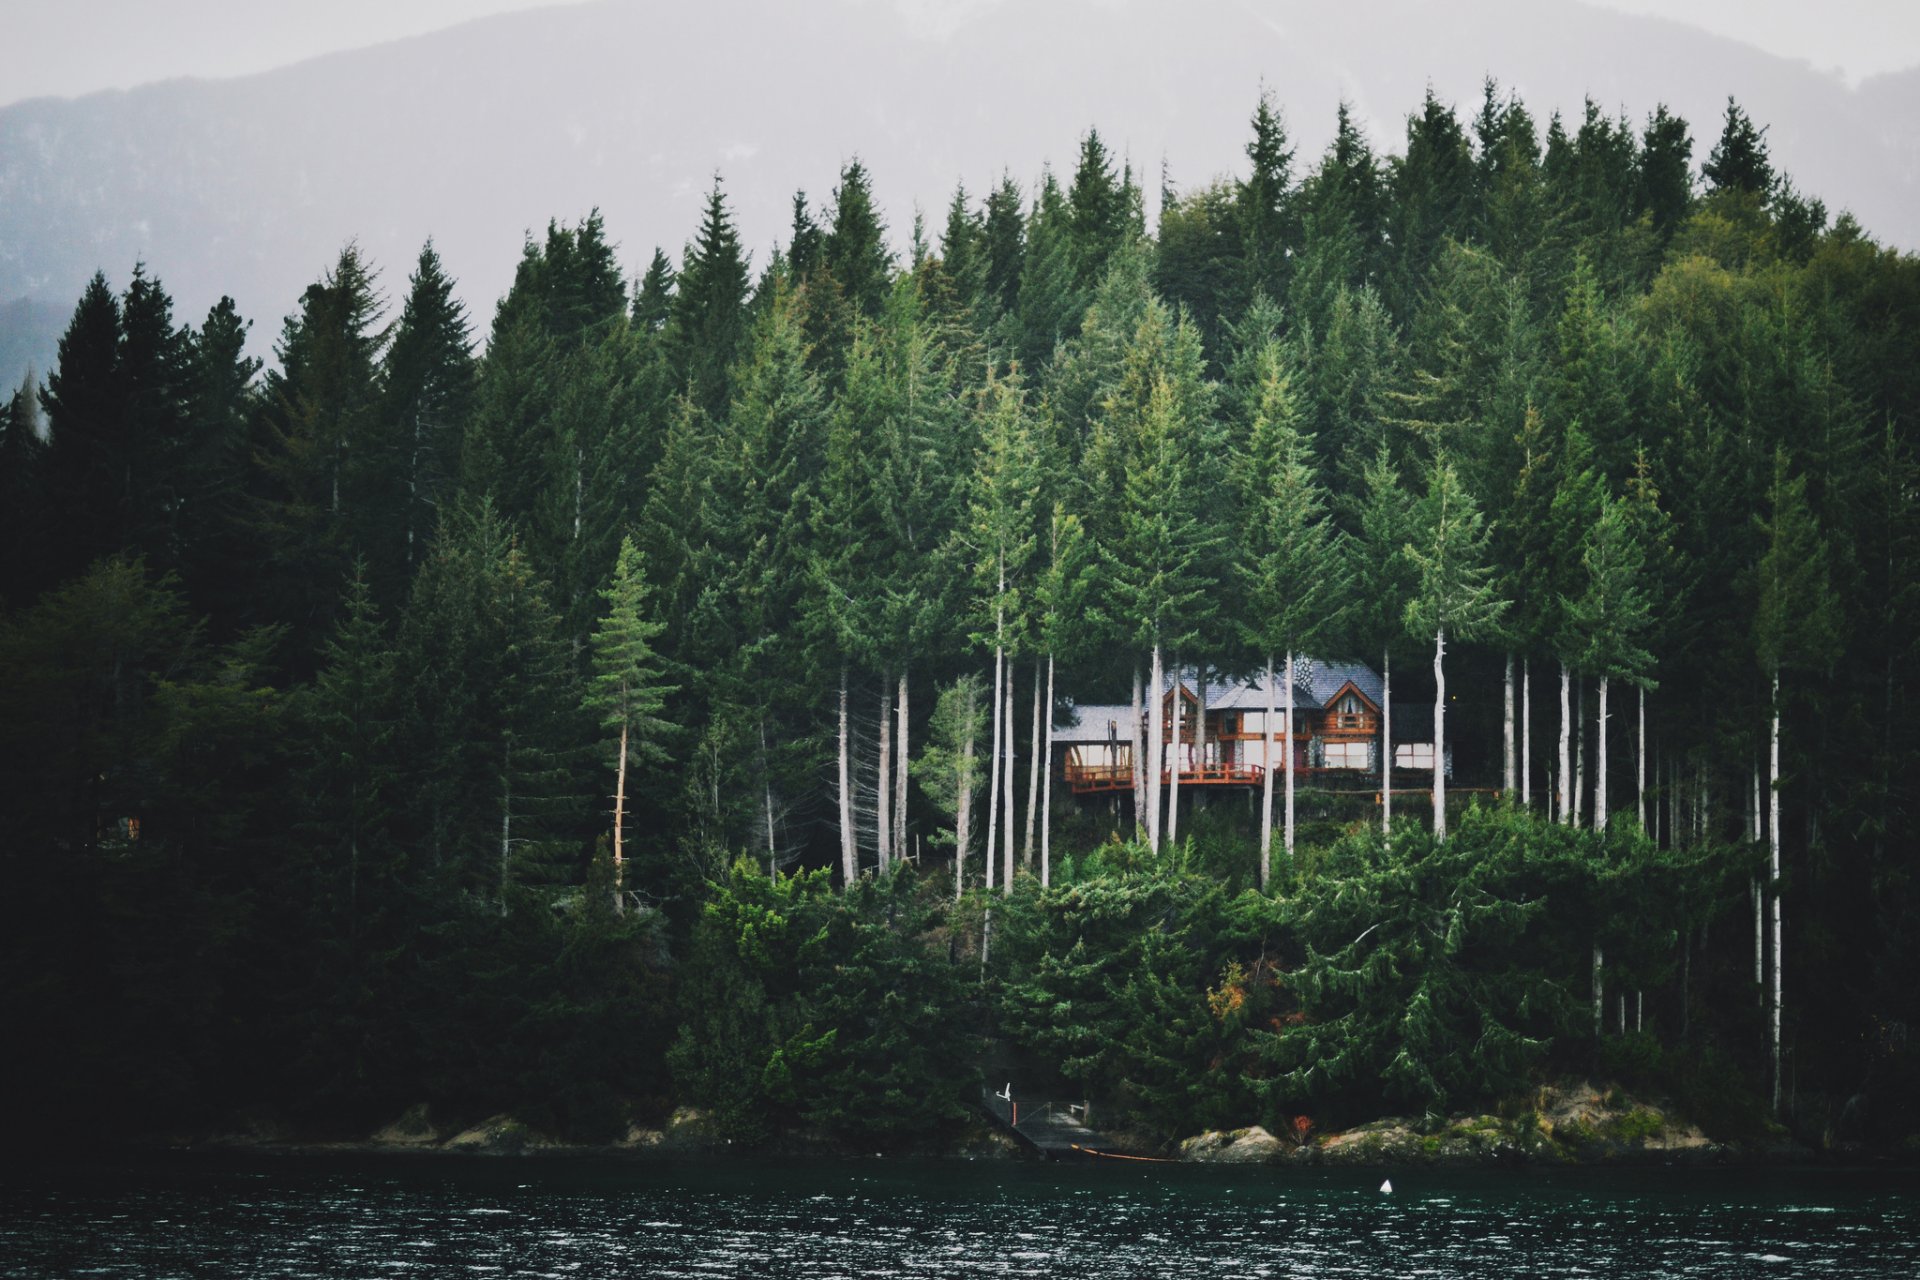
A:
7,0,1920,106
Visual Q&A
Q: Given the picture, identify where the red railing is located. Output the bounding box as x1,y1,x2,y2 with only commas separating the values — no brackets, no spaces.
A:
1064,761,1268,793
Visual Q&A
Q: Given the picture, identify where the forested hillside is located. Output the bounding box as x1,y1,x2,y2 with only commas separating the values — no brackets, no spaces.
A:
3,86,1915,1151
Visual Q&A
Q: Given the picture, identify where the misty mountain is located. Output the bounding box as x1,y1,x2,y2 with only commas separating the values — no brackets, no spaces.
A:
3,0,1915,388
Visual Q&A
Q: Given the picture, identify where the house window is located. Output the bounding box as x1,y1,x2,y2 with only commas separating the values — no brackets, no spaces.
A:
1395,743,1435,770
1323,741,1369,770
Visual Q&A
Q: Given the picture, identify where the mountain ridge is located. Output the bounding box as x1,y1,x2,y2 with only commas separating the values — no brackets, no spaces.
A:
4,0,1914,388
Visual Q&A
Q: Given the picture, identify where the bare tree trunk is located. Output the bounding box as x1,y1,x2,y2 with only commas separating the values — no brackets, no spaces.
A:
896,669,909,861
1596,676,1610,832
1147,644,1164,852
1637,685,1647,832
761,720,776,875
1575,678,1587,827
1381,647,1393,835
1260,654,1277,890
613,720,628,914
1195,662,1210,783
499,741,511,918
1002,667,1016,891
1022,660,1042,865
1285,651,1298,862
1131,664,1145,841
1504,652,1516,797
1041,654,1055,888
1770,671,1783,1115
1522,657,1531,810
1752,757,1763,999
839,665,855,886
877,671,894,872
1558,661,1572,824
954,676,976,901
1593,942,1604,1039
986,644,1003,892
1432,627,1447,839
1168,654,1183,851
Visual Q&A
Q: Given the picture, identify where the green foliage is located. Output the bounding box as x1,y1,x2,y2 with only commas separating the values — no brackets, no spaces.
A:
671,861,975,1145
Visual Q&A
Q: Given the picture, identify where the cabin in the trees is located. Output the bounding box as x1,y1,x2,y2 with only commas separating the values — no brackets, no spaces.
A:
1054,660,1443,793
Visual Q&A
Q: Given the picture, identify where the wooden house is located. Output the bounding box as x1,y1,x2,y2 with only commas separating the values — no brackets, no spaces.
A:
1054,660,1440,795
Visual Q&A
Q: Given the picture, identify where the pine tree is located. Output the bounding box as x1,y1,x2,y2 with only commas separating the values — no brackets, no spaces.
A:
825,159,894,321
381,241,474,599
668,179,752,419
1405,455,1507,838
1234,340,1345,884
1703,97,1775,200
965,375,1042,889
1236,88,1296,313
1752,449,1841,1114
41,272,125,580
255,245,389,656
585,537,676,912
0,373,50,605
1351,447,1419,831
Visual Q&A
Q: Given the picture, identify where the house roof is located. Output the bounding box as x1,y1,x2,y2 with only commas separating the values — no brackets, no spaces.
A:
1164,658,1386,714
1052,704,1134,745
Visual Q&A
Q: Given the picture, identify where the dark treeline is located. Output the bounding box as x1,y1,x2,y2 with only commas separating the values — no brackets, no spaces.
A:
2,84,1916,1150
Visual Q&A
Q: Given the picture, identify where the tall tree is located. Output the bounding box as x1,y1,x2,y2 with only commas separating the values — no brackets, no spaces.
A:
1405,455,1507,838
585,537,676,912
667,180,752,419
1234,340,1345,885
1752,449,1841,1114
381,241,475,600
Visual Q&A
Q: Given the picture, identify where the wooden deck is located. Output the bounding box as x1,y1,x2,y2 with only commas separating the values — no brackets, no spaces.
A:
1064,762,1267,794
980,1089,1119,1159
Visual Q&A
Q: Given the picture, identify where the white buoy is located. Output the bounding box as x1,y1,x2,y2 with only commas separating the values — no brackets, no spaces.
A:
1380,1178,1393,1194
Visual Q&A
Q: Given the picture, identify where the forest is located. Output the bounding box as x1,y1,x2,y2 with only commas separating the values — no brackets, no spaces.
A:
2,83,1916,1153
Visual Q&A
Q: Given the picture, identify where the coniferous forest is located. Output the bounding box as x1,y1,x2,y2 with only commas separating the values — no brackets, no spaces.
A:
3,86,1917,1153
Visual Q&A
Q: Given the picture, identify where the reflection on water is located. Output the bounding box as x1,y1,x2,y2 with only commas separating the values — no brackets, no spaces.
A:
2,1155,1916,1278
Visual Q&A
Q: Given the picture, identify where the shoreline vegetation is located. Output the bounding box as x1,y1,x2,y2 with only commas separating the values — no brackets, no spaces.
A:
101,1079,1862,1168
5,82,1918,1166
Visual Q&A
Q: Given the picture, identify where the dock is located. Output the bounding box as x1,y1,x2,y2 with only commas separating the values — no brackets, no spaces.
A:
980,1089,1120,1159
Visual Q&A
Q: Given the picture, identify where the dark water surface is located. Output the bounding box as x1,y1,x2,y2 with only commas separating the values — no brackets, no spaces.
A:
2,1154,1915,1277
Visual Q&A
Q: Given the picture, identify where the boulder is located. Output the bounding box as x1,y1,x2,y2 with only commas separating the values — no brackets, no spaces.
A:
1179,1125,1288,1163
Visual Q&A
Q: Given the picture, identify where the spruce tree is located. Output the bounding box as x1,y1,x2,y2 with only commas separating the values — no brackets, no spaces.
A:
381,241,474,597
1234,340,1345,884
585,536,676,912
1405,455,1507,838
668,179,752,419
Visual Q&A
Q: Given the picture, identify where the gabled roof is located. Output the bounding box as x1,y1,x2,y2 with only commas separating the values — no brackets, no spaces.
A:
1161,658,1385,714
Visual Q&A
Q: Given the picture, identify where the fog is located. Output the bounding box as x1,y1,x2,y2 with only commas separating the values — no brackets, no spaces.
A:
4,0,1917,388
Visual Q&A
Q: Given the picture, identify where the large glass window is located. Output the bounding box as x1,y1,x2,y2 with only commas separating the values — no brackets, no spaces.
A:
1323,741,1369,770
1395,743,1435,770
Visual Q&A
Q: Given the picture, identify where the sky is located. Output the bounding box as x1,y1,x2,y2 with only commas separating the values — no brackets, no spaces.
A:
5,0,1920,107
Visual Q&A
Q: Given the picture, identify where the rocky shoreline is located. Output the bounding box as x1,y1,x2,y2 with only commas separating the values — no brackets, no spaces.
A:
131,1083,1897,1167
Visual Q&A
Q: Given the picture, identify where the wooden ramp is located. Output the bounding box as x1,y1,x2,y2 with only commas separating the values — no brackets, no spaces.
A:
980,1089,1118,1159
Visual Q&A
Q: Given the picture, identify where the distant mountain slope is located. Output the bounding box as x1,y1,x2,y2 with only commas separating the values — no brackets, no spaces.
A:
2,0,1914,386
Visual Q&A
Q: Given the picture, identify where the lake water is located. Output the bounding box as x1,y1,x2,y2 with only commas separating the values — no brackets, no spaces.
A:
2,1155,1915,1277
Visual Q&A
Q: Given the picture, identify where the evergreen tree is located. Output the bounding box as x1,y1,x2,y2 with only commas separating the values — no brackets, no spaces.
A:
825,159,894,321
585,536,676,912
1236,89,1297,312
0,373,50,605
1703,97,1775,200
41,272,125,580
667,179,752,419
381,241,474,599
1233,341,1345,883
1405,455,1507,838
1752,449,1841,1114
